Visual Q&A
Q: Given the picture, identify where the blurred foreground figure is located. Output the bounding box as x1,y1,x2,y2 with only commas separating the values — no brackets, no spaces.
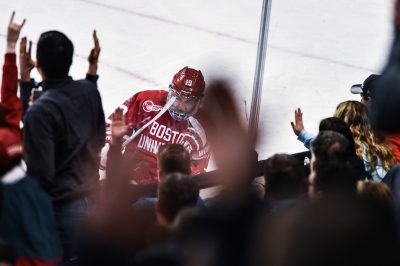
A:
100,67,212,184
173,79,266,266
263,197,399,266
367,1,400,216
357,180,394,210
371,0,400,132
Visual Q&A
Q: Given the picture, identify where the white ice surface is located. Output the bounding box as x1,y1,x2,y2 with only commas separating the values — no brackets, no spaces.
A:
0,0,395,164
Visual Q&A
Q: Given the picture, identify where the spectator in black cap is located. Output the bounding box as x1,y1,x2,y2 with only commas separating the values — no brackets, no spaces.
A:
350,75,400,163
350,74,380,107
358,1,400,163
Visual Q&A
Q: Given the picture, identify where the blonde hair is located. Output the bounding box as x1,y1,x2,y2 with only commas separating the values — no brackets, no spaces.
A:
334,101,394,171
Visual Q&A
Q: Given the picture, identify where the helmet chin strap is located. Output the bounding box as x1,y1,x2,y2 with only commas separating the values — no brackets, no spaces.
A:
121,96,177,150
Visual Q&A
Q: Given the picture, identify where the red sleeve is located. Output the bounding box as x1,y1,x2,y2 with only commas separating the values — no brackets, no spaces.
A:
0,53,22,134
124,92,142,128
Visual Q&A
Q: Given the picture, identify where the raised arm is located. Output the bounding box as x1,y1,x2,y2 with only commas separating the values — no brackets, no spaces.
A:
1,12,25,130
290,108,305,136
291,108,315,149
99,94,138,179
105,108,129,185
19,37,35,82
5,11,25,54
86,30,101,83
19,37,36,116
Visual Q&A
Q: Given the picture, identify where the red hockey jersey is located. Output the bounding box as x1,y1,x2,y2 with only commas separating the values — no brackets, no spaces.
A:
102,90,211,184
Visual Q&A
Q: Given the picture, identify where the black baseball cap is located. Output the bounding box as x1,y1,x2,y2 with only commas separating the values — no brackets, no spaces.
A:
350,74,381,97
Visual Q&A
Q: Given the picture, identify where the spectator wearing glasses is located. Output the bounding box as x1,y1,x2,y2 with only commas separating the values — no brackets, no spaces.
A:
100,67,212,184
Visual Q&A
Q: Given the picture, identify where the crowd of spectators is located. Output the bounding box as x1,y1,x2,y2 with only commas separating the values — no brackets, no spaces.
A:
1,5,400,266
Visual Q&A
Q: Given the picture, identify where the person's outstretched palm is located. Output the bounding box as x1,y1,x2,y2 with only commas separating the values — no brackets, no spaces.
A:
88,30,100,64
19,37,35,81
290,108,305,136
111,108,128,142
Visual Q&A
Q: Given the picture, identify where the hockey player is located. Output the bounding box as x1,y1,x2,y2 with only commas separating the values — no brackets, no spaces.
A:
100,66,212,184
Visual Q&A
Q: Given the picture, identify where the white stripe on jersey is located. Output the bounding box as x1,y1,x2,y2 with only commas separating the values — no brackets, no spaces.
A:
188,116,207,146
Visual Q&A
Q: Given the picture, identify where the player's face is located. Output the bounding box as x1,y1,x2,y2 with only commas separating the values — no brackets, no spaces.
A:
167,87,201,121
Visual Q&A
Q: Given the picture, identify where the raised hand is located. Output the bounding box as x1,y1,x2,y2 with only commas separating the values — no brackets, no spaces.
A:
88,30,101,75
7,11,26,52
111,108,128,144
290,108,305,136
203,79,255,191
19,37,35,81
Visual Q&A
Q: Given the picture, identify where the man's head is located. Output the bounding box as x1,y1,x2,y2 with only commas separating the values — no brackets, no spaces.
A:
156,172,199,225
309,131,357,198
157,144,191,180
311,131,349,163
36,31,74,80
0,128,22,176
319,117,356,154
264,153,306,201
350,74,380,105
167,66,205,121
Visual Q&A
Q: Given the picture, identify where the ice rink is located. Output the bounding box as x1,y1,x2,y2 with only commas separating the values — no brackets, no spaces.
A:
0,0,395,161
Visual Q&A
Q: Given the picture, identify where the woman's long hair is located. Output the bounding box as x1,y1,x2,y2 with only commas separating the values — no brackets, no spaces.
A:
334,101,394,171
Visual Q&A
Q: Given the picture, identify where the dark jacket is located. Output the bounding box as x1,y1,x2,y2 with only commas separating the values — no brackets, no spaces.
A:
23,76,105,204
0,168,62,264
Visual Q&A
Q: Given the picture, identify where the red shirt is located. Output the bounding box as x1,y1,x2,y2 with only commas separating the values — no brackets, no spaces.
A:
385,133,400,163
